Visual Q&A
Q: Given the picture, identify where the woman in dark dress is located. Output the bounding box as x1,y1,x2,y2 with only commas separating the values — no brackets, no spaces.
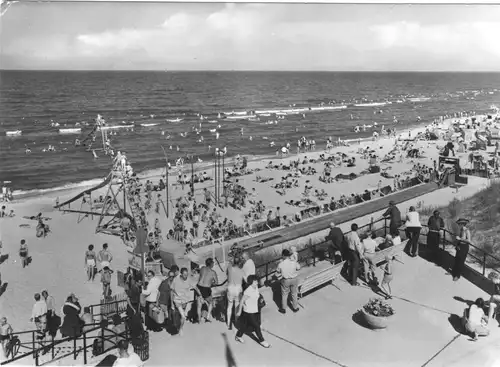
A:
452,218,471,281
60,294,83,338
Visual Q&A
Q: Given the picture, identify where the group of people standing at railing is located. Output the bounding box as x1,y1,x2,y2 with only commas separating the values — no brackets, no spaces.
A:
323,200,474,298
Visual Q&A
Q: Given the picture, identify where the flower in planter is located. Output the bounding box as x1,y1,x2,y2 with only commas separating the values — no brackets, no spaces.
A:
362,298,395,317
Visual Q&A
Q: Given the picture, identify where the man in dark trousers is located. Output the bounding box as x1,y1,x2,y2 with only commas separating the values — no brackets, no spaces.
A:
325,222,345,264
427,210,445,263
380,201,402,236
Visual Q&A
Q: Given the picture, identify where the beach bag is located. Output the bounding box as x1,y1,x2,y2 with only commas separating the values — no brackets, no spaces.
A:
92,337,104,357
149,305,165,324
258,294,266,310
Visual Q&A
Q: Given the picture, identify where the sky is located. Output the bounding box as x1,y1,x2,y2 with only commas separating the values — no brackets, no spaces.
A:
1,2,500,71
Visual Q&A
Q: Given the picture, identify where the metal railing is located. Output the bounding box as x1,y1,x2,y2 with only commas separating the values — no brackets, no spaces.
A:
254,216,500,284
1,321,129,366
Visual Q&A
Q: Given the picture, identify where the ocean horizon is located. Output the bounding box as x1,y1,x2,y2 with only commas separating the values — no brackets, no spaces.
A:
1,70,499,196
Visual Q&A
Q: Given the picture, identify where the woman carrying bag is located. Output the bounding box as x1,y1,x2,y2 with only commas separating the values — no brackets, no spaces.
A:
235,275,271,348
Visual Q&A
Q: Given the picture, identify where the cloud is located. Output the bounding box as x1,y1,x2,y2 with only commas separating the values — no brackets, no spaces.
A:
3,3,500,70
370,21,500,58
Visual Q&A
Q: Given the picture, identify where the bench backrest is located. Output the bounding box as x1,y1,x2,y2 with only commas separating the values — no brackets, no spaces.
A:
373,240,408,265
302,261,346,283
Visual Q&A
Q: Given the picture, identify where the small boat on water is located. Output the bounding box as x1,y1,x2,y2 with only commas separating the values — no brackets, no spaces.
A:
6,130,22,136
166,118,183,123
98,124,134,131
140,123,159,127
59,128,81,134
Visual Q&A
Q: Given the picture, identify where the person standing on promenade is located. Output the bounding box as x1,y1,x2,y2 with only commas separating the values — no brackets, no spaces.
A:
427,210,445,262
142,270,162,331
226,256,245,330
405,206,422,257
196,258,218,323
325,222,345,264
379,201,402,237
346,223,363,286
235,275,271,348
453,218,471,281
277,249,300,314
242,252,255,290
19,240,29,268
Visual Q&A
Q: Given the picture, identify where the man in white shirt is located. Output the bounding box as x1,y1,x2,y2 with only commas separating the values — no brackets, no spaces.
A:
242,252,255,289
346,223,363,286
362,232,379,284
113,340,143,367
277,249,300,314
465,298,490,341
141,270,162,331
31,293,48,337
405,206,421,257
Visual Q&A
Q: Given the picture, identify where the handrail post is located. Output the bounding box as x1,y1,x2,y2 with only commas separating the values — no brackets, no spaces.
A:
483,252,486,276
83,331,87,365
32,331,36,360
265,263,269,283
73,331,77,360
51,334,55,360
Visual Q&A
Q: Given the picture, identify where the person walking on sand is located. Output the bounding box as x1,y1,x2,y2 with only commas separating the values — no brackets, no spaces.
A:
453,218,471,281
31,293,48,340
98,243,113,270
0,317,13,356
100,266,114,298
19,239,29,268
235,275,271,348
277,249,300,314
84,244,97,281
405,206,422,257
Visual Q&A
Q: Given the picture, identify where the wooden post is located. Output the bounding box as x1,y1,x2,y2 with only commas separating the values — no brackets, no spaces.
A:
166,163,169,218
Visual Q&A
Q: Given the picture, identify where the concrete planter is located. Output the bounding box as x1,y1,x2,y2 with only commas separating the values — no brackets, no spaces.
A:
361,309,393,329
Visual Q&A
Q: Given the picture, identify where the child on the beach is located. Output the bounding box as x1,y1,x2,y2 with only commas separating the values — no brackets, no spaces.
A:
0,317,13,355
100,266,113,298
380,255,394,300
19,240,29,268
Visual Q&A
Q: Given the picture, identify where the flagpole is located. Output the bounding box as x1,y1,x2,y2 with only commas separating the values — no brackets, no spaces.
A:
161,146,169,218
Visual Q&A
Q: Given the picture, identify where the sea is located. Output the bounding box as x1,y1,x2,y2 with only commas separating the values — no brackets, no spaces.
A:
0,70,499,197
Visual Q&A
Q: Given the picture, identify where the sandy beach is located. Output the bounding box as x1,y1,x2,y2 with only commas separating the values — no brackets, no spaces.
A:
0,110,498,364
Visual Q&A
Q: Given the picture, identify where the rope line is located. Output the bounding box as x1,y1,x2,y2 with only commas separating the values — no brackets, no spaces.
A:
262,328,349,367
421,334,461,367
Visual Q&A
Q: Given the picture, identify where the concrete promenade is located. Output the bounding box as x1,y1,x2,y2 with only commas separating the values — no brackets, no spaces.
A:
145,250,500,367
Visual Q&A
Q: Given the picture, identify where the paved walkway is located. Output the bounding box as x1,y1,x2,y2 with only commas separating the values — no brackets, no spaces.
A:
145,251,499,367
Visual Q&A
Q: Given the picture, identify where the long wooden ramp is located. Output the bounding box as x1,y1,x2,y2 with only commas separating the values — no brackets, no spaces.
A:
237,182,439,251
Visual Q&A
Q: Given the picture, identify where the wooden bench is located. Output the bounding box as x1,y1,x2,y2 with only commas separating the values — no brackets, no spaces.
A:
298,261,346,299
371,240,408,268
